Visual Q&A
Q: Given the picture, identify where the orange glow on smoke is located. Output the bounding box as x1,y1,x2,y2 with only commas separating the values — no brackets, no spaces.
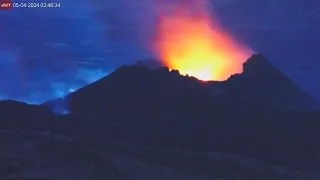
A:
153,0,253,81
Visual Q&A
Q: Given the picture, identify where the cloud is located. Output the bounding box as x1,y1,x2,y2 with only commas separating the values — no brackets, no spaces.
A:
0,2,106,103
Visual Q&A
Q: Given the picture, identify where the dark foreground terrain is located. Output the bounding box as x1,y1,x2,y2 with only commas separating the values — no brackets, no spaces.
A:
1,55,320,179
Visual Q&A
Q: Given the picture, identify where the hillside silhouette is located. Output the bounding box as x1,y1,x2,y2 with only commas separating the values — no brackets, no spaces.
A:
65,54,318,115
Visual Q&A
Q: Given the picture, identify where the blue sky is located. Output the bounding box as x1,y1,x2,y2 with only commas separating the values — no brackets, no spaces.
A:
0,0,319,103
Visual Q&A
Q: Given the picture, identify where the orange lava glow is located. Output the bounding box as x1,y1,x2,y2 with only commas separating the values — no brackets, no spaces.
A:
153,0,253,81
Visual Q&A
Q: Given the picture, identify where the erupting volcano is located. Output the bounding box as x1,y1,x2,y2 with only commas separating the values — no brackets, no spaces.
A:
153,0,253,81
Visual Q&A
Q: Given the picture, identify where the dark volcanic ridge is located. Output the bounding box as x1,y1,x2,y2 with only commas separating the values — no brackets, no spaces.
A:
47,53,318,115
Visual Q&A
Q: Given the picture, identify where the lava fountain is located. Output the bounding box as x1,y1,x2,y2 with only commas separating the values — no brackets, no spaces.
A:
152,0,253,81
